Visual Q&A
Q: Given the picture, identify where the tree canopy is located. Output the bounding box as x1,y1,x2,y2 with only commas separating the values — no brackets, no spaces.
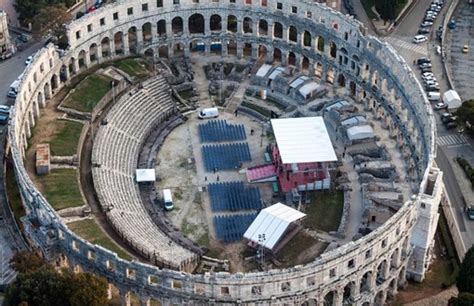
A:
14,0,76,24
454,100,474,136
374,0,407,21
456,246,474,293
4,251,109,306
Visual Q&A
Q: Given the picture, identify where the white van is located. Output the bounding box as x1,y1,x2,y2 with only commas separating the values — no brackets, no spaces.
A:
427,91,440,101
198,107,219,119
163,189,174,211
413,35,428,44
7,80,21,98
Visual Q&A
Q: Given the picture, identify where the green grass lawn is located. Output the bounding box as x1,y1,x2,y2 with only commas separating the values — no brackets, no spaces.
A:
113,58,152,80
39,169,84,210
62,74,112,112
49,120,84,156
241,100,271,117
5,161,26,227
278,231,321,267
68,219,131,260
304,191,344,232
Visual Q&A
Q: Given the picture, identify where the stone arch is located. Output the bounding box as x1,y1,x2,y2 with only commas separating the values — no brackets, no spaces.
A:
59,64,68,83
173,42,185,57
343,281,356,305
303,31,311,47
243,17,253,33
128,26,138,54
274,22,283,39
391,248,400,269
301,299,318,306
315,62,323,78
142,22,152,44
144,48,154,57
273,48,282,62
288,52,296,66
323,291,336,306
350,81,356,96
37,91,44,108
330,41,337,58
316,35,325,52
158,45,168,58
243,43,252,57
78,50,87,68
43,82,51,100
50,74,59,91
188,13,205,34
68,57,76,75
258,45,267,58
172,17,183,34
189,40,205,53
288,26,297,42
259,20,268,36
337,73,346,87
114,32,124,55
374,290,385,305
227,39,237,55
228,15,238,33
402,236,409,258
327,67,335,84
89,43,98,62
360,271,373,293
376,260,388,284
157,20,166,36
210,40,222,55
210,14,222,31
101,37,110,58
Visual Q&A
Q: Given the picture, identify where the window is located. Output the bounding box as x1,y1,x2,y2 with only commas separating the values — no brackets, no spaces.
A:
276,2,282,10
172,280,183,289
75,31,81,39
230,0,236,3
261,0,267,6
344,32,349,40
220,287,230,295
40,63,44,73
126,268,136,279
113,12,119,20
142,3,148,11
382,239,387,248
292,6,297,13
148,275,159,285
157,0,163,6
100,18,105,26
245,0,251,4
306,11,312,18
193,0,199,3
348,259,355,268
173,0,180,4
87,24,92,32
365,249,372,259
329,268,336,278
421,203,426,209
127,7,133,15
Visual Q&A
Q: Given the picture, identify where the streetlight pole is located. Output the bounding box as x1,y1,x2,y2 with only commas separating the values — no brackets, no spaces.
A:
258,233,266,270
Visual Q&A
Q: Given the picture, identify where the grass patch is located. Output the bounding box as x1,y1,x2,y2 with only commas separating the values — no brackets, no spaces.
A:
68,219,131,260
38,169,83,210
5,161,26,227
360,0,377,19
113,58,151,80
48,120,84,156
304,191,344,232
62,74,112,112
278,231,320,267
241,101,271,118
178,89,194,100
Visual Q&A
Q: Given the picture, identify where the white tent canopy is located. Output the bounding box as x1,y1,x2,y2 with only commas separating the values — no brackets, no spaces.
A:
135,169,156,182
442,90,462,110
271,117,337,164
244,203,306,250
256,64,272,77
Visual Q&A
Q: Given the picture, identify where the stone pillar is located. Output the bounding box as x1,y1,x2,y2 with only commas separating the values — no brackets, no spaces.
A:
236,41,243,59
96,44,103,63
139,296,151,306
268,21,274,39
282,27,288,43
251,44,258,58
253,20,259,37
222,18,228,33
120,291,131,306
107,283,113,300
33,100,40,118
123,35,130,55
334,288,344,305
84,52,91,67
205,16,210,35
25,118,31,138
109,39,116,57
44,83,52,100
281,50,287,66
63,65,70,82
308,61,315,75
136,29,144,51
29,111,35,128
166,21,172,36
265,45,273,63
151,23,158,43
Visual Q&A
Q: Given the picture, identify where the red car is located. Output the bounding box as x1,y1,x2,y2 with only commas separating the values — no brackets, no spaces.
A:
87,5,96,13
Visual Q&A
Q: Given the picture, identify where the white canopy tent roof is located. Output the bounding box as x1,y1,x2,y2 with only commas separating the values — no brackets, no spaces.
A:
135,169,156,182
256,64,272,77
298,82,322,97
442,90,462,109
271,117,337,164
269,67,285,80
244,203,306,250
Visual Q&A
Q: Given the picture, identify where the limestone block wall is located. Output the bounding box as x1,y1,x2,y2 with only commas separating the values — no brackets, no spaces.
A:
7,0,443,304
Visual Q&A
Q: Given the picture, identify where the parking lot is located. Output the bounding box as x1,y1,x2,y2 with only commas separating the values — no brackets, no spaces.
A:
447,1,474,101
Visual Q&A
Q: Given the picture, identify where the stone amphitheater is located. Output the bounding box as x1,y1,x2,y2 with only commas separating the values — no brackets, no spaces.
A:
7,0,447,304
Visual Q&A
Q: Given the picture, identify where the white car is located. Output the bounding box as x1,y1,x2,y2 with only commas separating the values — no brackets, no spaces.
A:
434,103,448,110
413,35,428,43
25,56,33,66
421,21,434,27
422,72,434,77
0,105,10,114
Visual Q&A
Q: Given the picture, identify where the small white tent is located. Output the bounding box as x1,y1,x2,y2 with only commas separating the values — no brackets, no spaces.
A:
442,90,462,110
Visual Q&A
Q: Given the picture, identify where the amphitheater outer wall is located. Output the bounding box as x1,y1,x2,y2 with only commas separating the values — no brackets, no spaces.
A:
7,0,444,304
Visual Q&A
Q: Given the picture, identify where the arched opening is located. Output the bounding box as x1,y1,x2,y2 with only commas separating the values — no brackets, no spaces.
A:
157,20,166,36
228,15,237,33
327,67,334,84
68,57,76,75
288,26,297,42
315,62,323,79
43,83,51,100
398,267,406,284
78,50,87,68
144,48,154,58
273,48,282,62
128,26,138,54
374,290,385,306
303,31,311,47
189,14,205,34
158,45,168,58
37,91,44,108
376,261,387,284
243,43,252,57
301,299,318,306
337,74,346,87
391,248,400,269
89,43,98,62
316,36,325,52
330,41,337,58
59,65,68,83
288,52,296,66
243,17,252,33
101,37,110,58
274,22,283,39
190,40,205,53
350,81,356,96
173,43,184,57
259,20,268,36
388,279,397,299
172,17,183,34
302,56,310,71
210,14,222,31
227,40,237,55
114,32,124,55
323,291,335,306
360,271,372,293
210,40,222,55
343,282,356,305
258,45,267,59
50,74,58,91
142,22,152,44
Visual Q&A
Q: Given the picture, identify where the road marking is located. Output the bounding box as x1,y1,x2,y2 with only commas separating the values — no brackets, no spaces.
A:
382,37,428,56
437,134,468,147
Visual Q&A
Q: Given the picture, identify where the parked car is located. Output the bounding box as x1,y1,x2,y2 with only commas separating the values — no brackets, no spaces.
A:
25,55,33,66
417,57,431,65
419,62,432,69
421,67,433,73
17,33,30,43
426,85,440,91
445,122,458,129
413,35,428,44
422,71,434,77
434,102,448,110
421,21,434,27
418,28,430,34
462,45,469,53
441,113,454,123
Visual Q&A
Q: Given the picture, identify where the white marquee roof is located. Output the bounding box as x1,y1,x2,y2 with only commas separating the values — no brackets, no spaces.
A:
256,64,272,77
135,169,156,182
244,203,306,250
271,117,337,164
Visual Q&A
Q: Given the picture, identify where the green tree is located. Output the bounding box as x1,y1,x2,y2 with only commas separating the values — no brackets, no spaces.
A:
32,4,72,44
454,100,474,136
449,292,474,306
456,246,474,293
374,0,407,21
9,251,45,273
